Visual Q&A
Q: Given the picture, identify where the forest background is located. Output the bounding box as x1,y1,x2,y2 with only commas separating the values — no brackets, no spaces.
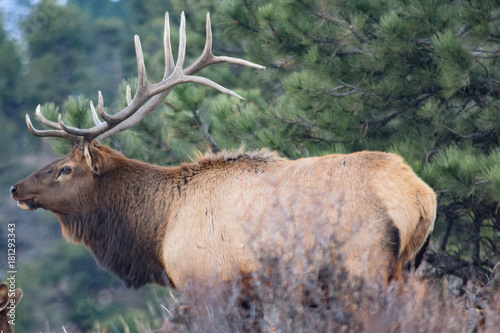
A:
0,0,499,331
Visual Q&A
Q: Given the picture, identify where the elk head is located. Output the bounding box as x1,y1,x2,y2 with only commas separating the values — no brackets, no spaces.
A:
11,12,264,212
11,143,114,213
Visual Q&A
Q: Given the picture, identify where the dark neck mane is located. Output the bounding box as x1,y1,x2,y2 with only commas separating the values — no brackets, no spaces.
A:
57,162,175,289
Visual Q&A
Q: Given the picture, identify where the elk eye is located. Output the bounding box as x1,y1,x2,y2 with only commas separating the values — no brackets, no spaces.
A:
60,166,72,175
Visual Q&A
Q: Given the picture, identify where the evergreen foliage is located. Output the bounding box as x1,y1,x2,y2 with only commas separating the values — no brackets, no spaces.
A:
0,16,22,119
21,0,92,107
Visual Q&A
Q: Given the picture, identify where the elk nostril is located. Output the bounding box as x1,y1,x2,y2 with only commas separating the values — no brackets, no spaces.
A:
10,184,18,197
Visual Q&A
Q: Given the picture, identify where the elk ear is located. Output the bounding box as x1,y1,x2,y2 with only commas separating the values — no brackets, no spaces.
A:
84,144,106,176
0,282,8,311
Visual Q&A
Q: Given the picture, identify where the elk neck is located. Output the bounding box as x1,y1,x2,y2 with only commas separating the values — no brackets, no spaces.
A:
55,157,179,289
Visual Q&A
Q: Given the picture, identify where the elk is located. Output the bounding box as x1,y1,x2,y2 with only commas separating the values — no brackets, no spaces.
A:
11,12,436,289
0,282,22,333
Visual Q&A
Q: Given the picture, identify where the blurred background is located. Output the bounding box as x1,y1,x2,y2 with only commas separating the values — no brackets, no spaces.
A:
0,0,499,331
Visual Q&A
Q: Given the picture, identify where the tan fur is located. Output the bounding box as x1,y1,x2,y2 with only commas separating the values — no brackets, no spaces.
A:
11,144,436,289
163,151,436,286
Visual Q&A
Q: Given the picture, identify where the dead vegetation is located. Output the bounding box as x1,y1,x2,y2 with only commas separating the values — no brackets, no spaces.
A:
152,253,499,333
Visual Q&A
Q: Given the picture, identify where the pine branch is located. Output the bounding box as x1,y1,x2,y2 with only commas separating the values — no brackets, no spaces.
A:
471,212,483,265
364,110,405,130
472,47,500,53
438,124,485,139
192,108,221,154
417,0,430,18
424,251,477,281
439,209,456,251
267,20,283,44
296,115,315,128
324,79,371,97
348,24,370,45
455,25,469,38
486,78,500,85
335,49,364,57
307,135,351,144
324,89,359,97
473,54,500,59
141,124,183,163
286,19,341,45
362,92,436,136
297,0,347,25
336,79,371,92
273,55,297,69
165,100,219,157
482,236,500,256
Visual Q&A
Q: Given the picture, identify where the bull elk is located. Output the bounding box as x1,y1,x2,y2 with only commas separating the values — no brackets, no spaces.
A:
10,12,436,289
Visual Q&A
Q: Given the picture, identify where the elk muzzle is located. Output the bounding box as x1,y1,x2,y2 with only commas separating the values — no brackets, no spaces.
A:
10,182,39,211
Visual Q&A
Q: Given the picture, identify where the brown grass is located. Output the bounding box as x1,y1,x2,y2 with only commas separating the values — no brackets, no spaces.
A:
154,260,500,333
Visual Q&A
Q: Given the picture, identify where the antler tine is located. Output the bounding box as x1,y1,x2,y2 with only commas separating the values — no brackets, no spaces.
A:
56,113,109,145
90,92,104,125
58,114,86,137
183,12,214,74
173,12,187,74
179,76,245,99
135,35,148,91
204,12,213,56
90,101,102,125
35,104,62,130
185,13,266,74
164,12,175,78
95,91,111,123
147,11,254,99
126,85,132,105
26,113,79,141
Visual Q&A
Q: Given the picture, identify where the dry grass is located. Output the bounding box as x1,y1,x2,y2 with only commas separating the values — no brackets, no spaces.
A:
153,260,498,333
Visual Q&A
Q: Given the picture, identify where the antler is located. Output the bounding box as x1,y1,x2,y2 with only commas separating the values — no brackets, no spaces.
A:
26,12,265,146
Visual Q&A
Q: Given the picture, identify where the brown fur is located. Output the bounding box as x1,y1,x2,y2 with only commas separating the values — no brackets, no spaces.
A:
11,143,436,289
0,282,22,333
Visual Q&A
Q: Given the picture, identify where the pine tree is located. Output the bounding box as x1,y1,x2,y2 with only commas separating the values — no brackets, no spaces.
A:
21,0,93,107
0,15,27,198
0,16,22,120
